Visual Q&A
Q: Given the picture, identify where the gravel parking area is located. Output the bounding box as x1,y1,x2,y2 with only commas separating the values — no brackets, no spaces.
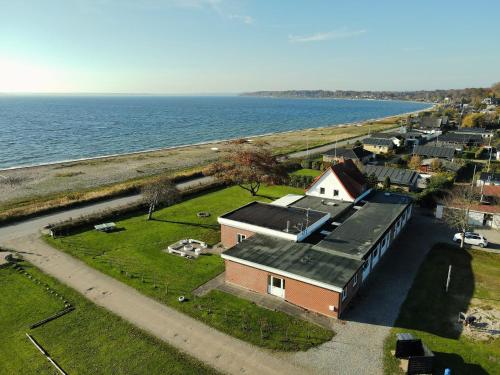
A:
277,209,454,375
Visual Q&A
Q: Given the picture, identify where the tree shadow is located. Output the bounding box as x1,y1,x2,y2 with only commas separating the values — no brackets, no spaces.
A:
433,351,488,375
151,218,219,230
391,244,475,340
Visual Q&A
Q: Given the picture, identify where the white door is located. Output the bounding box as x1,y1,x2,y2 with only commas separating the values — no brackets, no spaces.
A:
268,275,285,298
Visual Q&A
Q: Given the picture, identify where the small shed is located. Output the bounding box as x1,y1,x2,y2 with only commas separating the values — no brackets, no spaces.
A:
394,333,434,375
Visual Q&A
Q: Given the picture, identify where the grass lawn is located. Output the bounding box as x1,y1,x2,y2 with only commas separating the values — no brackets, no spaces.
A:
290,169,322,177
46,185,334,351
383,244,500,375
0,261,216,375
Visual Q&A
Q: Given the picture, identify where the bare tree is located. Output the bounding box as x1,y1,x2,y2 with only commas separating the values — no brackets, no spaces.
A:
142,176,180,220
204,144,288,196
442,185,480,248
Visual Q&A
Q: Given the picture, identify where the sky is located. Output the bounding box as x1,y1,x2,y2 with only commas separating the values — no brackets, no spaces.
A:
0,0,499,94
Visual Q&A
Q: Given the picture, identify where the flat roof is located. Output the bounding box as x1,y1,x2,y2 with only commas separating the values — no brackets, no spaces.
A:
223,234,363,289
220,201,327,235
290,195,352,220
313,191,412,260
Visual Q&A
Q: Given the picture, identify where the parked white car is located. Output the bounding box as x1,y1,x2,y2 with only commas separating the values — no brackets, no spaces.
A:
453,232,488,247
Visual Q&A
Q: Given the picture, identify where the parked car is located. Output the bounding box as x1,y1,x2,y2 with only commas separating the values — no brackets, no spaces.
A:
453,232,488,247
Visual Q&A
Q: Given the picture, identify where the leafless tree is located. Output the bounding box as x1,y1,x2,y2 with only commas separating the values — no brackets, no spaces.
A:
142,176,180,220
442,185,480,248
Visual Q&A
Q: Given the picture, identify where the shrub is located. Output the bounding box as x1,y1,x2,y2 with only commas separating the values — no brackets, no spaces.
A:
300,159,312,169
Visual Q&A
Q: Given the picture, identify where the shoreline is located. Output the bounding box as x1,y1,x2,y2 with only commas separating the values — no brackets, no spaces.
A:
0,105,433,173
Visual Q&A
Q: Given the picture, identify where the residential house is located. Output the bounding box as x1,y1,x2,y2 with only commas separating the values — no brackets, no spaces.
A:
362,137,395,154
412,145,456,160
364,165,419,191
219,161,413,318
453,128,494,139
322,146,374,166
476,172,500,187
436,201,499,230
401,131,425,146
436,133,483,148
305,159,370,202
369,132,405,147
414,115,448,133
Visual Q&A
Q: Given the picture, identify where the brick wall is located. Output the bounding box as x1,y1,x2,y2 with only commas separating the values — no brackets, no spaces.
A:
220,225,256,248
225,260,342,318
338,269,362,316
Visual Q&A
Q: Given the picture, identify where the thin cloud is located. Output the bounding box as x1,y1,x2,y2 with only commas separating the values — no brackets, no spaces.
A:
228,14,254,25
401,47,424,52
289,29,366,43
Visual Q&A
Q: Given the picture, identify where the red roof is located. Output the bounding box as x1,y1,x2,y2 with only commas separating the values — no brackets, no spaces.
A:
481,185,500,198
305,159,367,200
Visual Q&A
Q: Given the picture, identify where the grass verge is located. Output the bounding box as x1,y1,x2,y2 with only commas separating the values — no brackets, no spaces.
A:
45,185,334,351
290,169,322,177
0,260,217,374
383,244,500,374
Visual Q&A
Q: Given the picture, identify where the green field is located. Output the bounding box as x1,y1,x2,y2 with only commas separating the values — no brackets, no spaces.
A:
0,261,216,375
384,245,500,375
290,168,322,177
46,185,334,351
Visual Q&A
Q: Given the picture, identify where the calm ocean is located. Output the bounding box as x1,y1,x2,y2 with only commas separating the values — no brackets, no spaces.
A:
0,96,430,169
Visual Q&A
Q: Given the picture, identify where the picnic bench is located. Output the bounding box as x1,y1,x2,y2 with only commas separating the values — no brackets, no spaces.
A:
94,222,116,232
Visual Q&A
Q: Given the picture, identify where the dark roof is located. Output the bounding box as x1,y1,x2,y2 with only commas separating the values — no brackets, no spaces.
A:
306,160,366,200
413,145,455,159
291,195,352,219
331,159,367,199
323,146,372,160
223,234,363,289
438,133,483,144
417,116,442,129
370,132,403,139
479,172,500,182
404,131,424,138
313,191,412,260
363,138,394,147
220,202,327,234
454,127,493,135
364,165,418,187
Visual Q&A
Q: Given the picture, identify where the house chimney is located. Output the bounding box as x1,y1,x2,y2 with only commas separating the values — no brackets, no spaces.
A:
285,220,290,233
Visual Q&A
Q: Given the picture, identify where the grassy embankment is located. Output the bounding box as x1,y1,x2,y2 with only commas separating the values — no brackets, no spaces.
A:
46,185,334,351
0,117,401,223
0,261,217,374
383,244,500,375
290,169,322,177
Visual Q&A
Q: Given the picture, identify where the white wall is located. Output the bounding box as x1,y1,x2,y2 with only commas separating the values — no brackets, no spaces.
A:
306,169,355,202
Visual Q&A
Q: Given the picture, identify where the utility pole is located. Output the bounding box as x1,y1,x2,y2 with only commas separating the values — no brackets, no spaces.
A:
486,136,493,173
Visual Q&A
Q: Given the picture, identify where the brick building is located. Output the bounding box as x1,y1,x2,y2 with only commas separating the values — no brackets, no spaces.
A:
219,161,413,318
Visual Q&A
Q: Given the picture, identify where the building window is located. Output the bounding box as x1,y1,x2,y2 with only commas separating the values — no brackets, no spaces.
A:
373,248,378,257
341,289,347,301
236,233,246,243
333,189,339,197
353,274,358,286
320,187,325,194
363,261,369,271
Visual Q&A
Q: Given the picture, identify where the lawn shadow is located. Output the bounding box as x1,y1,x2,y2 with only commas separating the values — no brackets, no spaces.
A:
433,351,489,375
152,218,219,230
390,244,475,340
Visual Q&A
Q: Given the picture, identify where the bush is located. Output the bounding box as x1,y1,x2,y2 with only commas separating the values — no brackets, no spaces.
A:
311,160,322,170
300,159,313,169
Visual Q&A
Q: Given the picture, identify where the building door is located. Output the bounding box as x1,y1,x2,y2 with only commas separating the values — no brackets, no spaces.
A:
267,275,285,298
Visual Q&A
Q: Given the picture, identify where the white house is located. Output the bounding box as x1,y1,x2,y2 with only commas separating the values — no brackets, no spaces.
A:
305,159,371,203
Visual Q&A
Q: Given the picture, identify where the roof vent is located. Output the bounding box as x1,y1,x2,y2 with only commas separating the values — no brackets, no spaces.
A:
325,201,338,206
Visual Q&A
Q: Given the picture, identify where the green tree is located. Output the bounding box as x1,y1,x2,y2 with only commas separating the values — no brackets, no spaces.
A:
383,176,391,189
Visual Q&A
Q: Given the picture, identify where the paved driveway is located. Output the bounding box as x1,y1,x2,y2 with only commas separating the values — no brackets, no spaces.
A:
278,209,454,375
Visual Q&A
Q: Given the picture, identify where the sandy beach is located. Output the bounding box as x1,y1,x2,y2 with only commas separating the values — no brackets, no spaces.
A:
0,108,430,216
